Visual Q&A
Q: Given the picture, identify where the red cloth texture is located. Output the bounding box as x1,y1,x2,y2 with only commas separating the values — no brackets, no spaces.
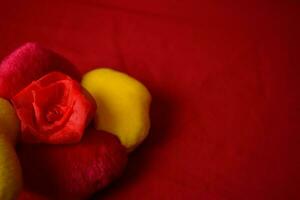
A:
0,0,299,199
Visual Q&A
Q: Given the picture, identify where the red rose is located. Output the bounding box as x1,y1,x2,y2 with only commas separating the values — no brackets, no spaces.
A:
12,71,96,144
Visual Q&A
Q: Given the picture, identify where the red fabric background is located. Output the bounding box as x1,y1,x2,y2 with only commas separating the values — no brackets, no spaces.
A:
0,0,299,199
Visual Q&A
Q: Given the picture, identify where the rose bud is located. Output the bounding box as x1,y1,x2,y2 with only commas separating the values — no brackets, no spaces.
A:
0,42,81,99
12,72,96,144
17,129,127,200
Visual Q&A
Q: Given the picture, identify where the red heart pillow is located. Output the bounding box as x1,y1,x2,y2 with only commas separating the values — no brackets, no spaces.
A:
17,128,127,200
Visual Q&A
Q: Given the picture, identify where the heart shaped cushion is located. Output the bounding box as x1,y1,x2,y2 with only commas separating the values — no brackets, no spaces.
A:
0,43,81,99
17,128,128,200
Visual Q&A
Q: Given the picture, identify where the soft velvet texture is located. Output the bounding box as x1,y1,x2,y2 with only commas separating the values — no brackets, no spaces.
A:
12,72,96,144
17,129,128,200
0,0,299,200
0,43,81,99
81,68,151,151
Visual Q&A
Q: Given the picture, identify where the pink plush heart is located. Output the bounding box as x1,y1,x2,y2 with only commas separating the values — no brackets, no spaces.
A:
0,43,81,99
17,128,128,200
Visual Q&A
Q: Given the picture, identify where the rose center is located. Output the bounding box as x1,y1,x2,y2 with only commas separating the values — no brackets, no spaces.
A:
46,106,63,123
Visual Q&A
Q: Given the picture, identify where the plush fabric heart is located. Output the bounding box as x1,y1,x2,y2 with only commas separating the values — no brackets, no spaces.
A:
0,43,81,99
17,128,128,200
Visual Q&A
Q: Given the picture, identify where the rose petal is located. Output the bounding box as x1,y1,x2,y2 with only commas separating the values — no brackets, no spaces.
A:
12,72,96,144
47,82,96,144
37,72,72,87
32,81,73,133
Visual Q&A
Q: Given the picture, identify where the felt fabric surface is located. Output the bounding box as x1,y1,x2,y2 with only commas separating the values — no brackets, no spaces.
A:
17,129,127,200
0,0,299,199
0,43,81,99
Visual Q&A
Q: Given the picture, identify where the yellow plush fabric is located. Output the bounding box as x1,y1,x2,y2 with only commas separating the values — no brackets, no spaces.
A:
0,98,22,199
81,68,151,151
0,98,20,144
